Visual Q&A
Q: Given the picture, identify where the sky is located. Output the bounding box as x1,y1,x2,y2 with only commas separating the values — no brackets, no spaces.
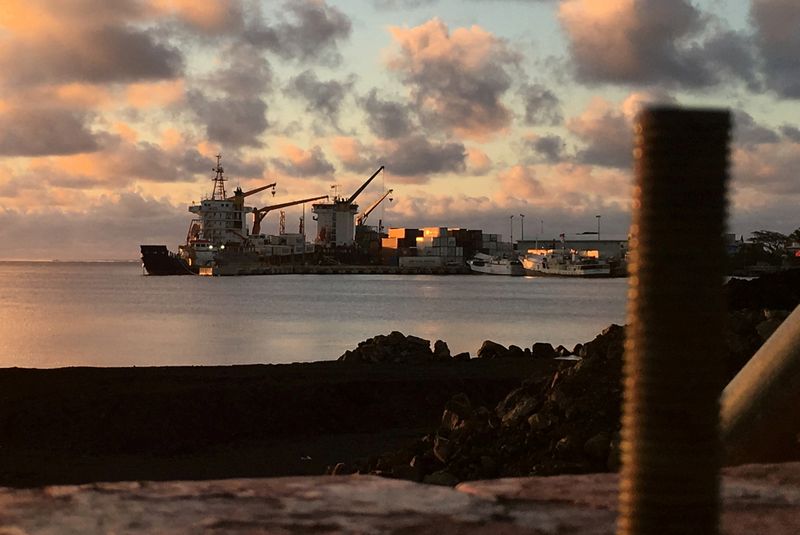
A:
0,0,798,260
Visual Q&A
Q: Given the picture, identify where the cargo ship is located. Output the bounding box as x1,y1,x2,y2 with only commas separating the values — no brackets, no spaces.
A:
140,155,326,275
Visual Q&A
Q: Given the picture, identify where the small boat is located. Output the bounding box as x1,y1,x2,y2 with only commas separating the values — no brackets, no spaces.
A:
467,253,525,276
521,247,611,277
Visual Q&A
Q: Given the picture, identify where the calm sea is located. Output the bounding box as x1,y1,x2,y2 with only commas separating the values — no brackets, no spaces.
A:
0,262,628,368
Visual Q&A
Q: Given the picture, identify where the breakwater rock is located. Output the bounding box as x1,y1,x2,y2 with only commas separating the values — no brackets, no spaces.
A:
342,271,800,484
342,325,624,483
338,331,455,363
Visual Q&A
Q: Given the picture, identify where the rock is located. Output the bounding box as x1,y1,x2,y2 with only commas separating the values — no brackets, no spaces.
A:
337,332,435,363
477,340,508,359
756,318,784,341
390,463,423,482
330,462,356,476
555,345,572,357
433,340,451,359
583,432,610,462
441,393,473,431
501,396,539,426
572,343,584,356
452,352,470,361
531,342,556,359
506,345,527,359
423,470,460,486
433,434,452,463
527,412,554,431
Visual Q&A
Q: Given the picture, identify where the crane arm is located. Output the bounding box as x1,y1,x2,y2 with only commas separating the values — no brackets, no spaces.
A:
356,189,393,226
345,165,384,205
226,182,276,201
252,194,328,235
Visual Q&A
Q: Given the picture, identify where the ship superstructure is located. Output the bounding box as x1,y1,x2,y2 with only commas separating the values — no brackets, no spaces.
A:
313,166,384,247
178,154,274,269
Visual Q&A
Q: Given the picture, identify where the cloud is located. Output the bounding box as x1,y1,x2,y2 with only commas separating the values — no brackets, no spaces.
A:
386,18,519,139
372,0,439,9
360,89,415,139
287,70,354,126
751,0,800,98
567,91,676,169
519,83,562,126
781,125,800,143
525,134,566,163
151,0,246,34
0,192,187,261
272,144,335,177
558,0,756,88
187,46,273,147
0,107,99,156
567,97,632,168
380,135,467,179
187,92,269,148
732,139,800,196
497,165,545,201
332,134,466,180
331,137,376,174
0,20,182,88
733,110,780,148
244,0,352,66
466,147,492,175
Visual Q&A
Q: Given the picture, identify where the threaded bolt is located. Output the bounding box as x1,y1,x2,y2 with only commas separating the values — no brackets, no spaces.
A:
618,107,731,535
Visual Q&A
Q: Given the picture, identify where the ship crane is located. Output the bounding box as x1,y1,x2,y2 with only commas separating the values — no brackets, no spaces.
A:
345,166,384,205
356,189,393,227
227,182,276,201
252,194,328,235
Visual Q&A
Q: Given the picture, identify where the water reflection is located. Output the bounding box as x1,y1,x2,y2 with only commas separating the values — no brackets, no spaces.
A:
0,262,627,368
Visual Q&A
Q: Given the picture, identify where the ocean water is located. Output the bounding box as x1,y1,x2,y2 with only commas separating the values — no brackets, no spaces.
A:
0,262,628,368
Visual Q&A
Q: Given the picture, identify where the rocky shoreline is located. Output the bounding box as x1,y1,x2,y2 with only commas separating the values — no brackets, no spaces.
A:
1,270,798,488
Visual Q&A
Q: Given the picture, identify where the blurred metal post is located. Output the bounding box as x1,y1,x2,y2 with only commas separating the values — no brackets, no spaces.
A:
721,304,800,464
619,107,731,535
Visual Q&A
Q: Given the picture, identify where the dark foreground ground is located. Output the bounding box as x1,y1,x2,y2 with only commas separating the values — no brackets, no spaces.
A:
0,359,562,487
3,269,799,488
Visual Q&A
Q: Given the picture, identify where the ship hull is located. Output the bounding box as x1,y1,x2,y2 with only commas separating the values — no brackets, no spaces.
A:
140,245,195,275
521,256,611,277
467,259,525,276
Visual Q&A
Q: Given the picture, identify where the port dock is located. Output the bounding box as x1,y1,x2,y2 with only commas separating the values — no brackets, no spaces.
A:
210,263,472,276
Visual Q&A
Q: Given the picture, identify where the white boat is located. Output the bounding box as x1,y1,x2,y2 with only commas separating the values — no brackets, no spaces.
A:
521,248,611,277
467,253,525,276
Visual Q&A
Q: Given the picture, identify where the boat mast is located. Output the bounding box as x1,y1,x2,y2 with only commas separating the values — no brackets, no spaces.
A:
211,154,227,200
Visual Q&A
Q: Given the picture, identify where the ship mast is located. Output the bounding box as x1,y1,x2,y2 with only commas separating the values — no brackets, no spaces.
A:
211,153,227,200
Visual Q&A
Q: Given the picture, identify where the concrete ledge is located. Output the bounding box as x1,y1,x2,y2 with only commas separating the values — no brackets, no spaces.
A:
1,463,799,533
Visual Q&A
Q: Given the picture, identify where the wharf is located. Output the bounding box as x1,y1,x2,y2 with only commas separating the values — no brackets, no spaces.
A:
211,263,471,276
1,463,797,533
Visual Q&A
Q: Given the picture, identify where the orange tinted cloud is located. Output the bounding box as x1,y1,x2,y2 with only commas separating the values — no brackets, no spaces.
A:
0,1,59,33
149,0,241,32
559,0,639,80
386,18,517,140
125,80,185,108
54,83,114,108
466,147,491,175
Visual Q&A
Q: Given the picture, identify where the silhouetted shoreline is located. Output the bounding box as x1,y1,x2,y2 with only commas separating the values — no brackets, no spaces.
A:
0,359,562,487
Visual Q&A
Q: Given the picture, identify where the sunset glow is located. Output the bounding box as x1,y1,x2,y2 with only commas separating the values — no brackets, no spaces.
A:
0,0,796,260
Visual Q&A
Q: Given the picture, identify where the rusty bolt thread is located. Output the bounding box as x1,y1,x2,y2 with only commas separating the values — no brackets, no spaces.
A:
618,107,731,535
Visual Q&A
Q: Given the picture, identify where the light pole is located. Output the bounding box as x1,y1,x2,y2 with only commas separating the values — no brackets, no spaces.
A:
510,215,514,244
520,214,525,241
596,214,601,241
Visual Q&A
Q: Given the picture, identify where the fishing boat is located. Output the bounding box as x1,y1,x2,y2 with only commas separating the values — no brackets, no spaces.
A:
467,252,525,276
521,247,611,277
